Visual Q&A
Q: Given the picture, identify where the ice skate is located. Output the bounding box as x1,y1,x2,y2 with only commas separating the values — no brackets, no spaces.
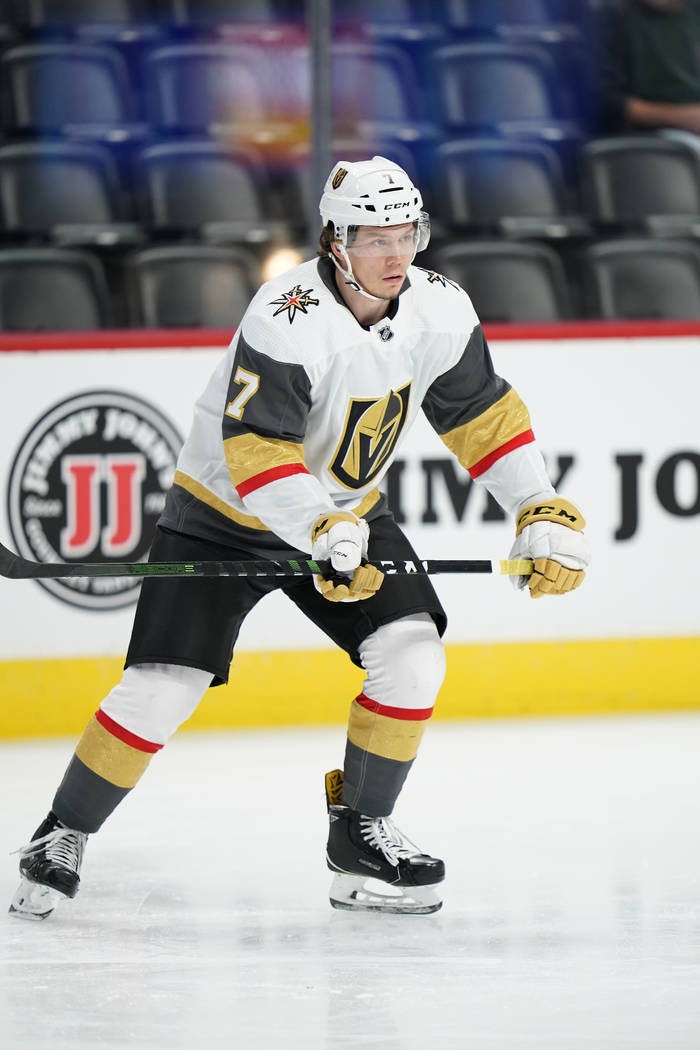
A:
9,811,87,920
324,770,444,914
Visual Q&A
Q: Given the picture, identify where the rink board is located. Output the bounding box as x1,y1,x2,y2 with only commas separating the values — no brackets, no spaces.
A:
1,321,699,737
0,636,699,740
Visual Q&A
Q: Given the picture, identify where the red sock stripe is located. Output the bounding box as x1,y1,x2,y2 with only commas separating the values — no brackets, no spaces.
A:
469,429,535,478
355,693,434,722
95,708,163,753
236,463,310,498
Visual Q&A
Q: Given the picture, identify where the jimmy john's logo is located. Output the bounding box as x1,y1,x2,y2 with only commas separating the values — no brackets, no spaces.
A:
269,284,320,324
332,167,348,189
6,391,182,610
329,384,411,490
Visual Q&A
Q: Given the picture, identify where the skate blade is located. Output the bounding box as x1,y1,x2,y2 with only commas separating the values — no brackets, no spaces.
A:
8,877,67,921
329,872,442,915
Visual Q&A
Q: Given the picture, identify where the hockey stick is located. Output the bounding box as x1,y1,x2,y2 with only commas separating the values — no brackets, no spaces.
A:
0,539,532,581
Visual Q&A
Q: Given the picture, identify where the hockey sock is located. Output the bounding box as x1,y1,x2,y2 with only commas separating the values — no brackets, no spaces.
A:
342,692,433,816
51,711,161,833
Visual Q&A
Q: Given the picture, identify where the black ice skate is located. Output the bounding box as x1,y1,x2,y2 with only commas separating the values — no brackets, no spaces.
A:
324,769,445,914
9,811,87,920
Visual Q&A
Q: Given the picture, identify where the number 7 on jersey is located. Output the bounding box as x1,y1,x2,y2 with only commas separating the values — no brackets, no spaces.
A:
225,367,260,421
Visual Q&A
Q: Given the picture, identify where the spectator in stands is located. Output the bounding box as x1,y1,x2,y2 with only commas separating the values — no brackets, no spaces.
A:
595,0,700,136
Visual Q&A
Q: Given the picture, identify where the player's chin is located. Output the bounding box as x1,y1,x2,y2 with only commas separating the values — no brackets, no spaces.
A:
379,277,405,297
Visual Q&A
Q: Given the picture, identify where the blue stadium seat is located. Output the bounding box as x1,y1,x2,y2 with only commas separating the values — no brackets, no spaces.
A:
430,138,589,240
430,41,583,145
1,43,146,140
145,44,268,134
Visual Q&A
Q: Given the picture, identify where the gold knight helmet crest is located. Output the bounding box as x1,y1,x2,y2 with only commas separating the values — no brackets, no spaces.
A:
332,167,348,190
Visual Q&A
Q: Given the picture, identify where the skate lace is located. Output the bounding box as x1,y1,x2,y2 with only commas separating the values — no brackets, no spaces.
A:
12,826,85,872
359,815,422,868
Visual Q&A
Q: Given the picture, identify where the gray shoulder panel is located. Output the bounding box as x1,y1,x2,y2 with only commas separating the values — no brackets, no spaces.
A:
222,335,312,443
421,325,510,436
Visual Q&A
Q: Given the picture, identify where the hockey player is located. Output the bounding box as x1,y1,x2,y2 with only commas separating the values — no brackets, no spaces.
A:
10,157,589,918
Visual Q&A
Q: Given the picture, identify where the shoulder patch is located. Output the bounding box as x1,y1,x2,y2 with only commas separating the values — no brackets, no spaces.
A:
419,268,460,291
269,284,320,324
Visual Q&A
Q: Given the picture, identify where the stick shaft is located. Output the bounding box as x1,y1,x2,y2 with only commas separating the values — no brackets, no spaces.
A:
0,541,532,580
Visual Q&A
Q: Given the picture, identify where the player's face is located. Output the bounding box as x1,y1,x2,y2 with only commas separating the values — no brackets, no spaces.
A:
346,223,418,299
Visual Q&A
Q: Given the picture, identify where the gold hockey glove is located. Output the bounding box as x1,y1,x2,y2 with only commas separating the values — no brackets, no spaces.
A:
310,512,384,603
509,496,590,599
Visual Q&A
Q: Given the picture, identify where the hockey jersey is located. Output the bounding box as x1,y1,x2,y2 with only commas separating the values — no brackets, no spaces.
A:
160,255,552,556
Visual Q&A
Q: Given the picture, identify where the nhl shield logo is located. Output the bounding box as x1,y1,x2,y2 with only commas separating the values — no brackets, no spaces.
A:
329,383,411,490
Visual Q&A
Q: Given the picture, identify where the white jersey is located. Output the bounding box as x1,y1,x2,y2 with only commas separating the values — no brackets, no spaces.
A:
161,256,552,555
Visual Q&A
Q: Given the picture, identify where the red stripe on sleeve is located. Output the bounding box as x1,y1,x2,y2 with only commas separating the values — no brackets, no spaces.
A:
95,708,163,753
355,693,434,722
468,429,535,479
236,462,310,498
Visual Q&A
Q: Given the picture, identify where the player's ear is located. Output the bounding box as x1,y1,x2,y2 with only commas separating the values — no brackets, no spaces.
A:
330,241,349,271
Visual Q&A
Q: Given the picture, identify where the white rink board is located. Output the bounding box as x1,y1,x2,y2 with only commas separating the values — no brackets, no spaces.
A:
0,334,699,661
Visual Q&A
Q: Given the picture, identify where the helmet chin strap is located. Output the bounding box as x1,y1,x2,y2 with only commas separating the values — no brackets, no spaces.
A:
328,245,384,303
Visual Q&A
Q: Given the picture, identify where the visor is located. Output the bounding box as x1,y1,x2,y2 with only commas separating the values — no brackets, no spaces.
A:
342,212,431,258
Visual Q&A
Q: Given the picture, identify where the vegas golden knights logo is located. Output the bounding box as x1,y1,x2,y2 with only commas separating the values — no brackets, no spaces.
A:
329,384,411,490
332,167,348,189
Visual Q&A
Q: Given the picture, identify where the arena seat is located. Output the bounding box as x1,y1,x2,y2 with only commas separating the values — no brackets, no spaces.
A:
430,138,589,240
430,240,573,322
580,136,700,238
126,244,259,327
0,141,143,246
0,247,113,330
1,42,145,140
137,140,292,245
581,238,700,320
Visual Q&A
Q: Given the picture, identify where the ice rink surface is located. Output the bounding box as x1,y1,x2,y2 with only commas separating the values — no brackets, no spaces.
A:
2,712,700,1050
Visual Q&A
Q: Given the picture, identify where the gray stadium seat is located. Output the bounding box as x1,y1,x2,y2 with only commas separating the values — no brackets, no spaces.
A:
126,245,259,328
0,248,112,330
430,240,573,322
137,141,290,245
0,141,143,246
581,238,700,319
581,136,700,238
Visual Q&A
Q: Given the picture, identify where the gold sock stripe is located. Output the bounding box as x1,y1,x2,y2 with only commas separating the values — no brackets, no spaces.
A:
75,715,155,789
347,698,428,763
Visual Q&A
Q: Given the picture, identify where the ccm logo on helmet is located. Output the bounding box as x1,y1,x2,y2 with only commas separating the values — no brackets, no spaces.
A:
385,202,412,209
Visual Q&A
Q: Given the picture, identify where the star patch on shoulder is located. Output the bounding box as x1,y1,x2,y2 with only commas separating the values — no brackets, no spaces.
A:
269,284,320,324
424,270,458,289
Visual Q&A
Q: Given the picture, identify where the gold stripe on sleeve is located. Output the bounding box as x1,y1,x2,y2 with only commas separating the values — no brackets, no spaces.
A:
75,716,154,789
440,388,532,472
224,433,306,489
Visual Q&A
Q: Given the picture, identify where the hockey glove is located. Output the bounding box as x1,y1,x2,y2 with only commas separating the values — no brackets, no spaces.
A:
509,495,590,598
310,512,384,602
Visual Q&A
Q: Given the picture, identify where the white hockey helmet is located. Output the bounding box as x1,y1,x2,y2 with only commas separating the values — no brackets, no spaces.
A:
319,155,430,254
